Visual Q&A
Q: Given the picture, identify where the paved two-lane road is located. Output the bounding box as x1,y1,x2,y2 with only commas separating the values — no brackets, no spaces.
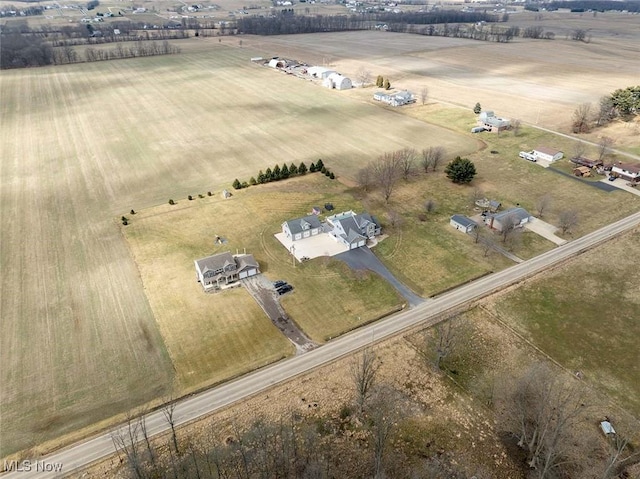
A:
3,210,640,479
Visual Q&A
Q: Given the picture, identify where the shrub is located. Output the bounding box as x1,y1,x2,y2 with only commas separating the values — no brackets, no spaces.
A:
130,209,135,215
321,166,327,174
289,162,298,175
298,162,307,175
169,199,175,205
329,172,335,179
207,191,212,196
232,179,242,190
309,163,317,173
249,177,257,185
188,195,193,200
122,219,128,225
316,159,324,170
121,216,128,222
241,181,249,188
198,194,204,198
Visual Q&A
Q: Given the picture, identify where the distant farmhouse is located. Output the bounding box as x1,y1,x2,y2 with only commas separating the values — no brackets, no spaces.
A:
194,251,259,291
373,90,415,107
326,210,381,249
484,207,532,231
282,215,323,242
611,161,640,183
265,58,353,90
478,110,511,133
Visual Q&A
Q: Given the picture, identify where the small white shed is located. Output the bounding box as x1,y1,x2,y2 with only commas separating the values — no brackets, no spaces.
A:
307,66,335,79
533,147,564,162
450,215,477,233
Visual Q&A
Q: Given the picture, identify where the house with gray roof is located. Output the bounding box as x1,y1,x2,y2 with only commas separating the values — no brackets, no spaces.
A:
326,210,381,249
282,215,323,242
450,215,477,233
484,207,531,232
478,110,511,133
194,251,259,290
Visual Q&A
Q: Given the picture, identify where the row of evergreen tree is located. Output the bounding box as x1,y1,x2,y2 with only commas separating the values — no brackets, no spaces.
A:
232,160,335,190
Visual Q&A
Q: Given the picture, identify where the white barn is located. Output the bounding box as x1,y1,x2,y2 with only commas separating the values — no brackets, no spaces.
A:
307,66,336,79
268,58,286,69
323,73,352,90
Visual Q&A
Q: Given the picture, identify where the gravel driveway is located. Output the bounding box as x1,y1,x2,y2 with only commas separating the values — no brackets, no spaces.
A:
243,275,317,354
335,247,424,307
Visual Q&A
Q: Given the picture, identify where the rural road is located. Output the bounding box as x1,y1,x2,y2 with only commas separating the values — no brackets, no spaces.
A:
3,210,640,479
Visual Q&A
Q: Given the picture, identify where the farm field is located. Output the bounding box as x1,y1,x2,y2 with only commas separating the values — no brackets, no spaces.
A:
241,27,640,135
0,41,476,458
122,173,403,391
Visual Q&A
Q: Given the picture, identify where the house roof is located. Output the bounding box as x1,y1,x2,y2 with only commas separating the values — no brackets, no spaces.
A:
195,251,235,274
285,215,322,235
235,254,258,272
570,156,602,168
492,207,531,222
534,146,562,156
451,215,477,228
343,229,366,245
612,162,640,174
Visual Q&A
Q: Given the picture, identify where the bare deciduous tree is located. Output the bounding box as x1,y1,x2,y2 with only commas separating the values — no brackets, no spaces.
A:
420,87,429,105
398,147,417,180
558,209,579,235
357,164,374,192
536,193,552,218
424,199,437,214
497,363,587,478
572,141,587,160
371,152,402,203
368,391,397,479
162,399,180,454
421,146,445,173
111,415,145,479
601,434,640,478
433,315,467,370
386,210,403,229
351,348,380,415
572,103,593,133
355,66,371,87
499,213,520,244
597,136,615,162
512,118,522,136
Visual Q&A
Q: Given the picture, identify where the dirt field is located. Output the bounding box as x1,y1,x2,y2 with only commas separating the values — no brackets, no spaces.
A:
241,27,640,134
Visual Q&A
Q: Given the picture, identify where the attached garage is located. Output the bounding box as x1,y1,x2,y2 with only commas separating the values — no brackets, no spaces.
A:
239,268,258,279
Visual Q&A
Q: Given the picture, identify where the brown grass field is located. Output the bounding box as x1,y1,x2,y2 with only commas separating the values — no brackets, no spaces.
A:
2,20,640,462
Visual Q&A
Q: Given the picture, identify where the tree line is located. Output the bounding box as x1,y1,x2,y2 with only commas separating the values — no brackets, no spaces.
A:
232,159,335,190
235,10,499,36
548,0,640,12
0,33,180,68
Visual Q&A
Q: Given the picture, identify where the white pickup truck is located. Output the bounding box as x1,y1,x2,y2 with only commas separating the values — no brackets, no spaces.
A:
519,151,536,162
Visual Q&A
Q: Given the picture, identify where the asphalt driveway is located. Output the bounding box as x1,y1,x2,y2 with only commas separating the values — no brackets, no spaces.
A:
335,247,424,307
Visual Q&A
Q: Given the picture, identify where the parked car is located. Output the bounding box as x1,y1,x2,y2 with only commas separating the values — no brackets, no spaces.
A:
273,280,286,288
277,285,293,295
608,175,616,181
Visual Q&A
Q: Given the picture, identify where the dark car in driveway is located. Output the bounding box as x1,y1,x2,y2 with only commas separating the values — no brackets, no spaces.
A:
277,285,293,295
274,280,287,288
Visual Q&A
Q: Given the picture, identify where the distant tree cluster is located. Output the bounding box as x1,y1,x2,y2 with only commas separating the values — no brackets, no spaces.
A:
236,11,499,36
572,85,639,133
232,160,334,190
548,0,640,12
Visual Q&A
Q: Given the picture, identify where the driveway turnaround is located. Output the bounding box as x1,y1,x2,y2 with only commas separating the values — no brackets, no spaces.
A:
525,217,567,246
335,247,424,307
